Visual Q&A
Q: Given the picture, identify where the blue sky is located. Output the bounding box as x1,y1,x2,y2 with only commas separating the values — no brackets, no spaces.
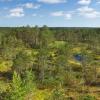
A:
0,0,100,27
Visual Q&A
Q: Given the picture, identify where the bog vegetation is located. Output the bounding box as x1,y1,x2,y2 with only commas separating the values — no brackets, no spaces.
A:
0,26,100,100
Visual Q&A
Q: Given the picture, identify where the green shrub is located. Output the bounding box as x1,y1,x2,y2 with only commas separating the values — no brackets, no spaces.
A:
79,94,97,100
45,87,68,100
5,71,36,100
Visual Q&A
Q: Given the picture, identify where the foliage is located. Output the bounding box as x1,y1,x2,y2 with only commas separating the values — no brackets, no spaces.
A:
13,51,33,74
79,94,97,100
5,71,36,100
45,87,68,100
0,27,100,99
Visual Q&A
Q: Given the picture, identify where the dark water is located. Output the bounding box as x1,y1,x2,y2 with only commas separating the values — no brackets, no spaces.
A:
74,54,83,61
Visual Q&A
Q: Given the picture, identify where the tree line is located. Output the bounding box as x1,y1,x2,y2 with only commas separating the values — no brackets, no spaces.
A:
0,26,100,100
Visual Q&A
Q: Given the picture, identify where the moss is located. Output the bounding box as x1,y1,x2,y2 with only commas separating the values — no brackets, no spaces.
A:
0,61,12,72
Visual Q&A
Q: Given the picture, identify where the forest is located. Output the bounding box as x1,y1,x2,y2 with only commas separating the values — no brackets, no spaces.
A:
0,26,100,100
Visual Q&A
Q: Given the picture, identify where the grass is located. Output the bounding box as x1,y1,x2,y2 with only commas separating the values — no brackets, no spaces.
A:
0,60,12,72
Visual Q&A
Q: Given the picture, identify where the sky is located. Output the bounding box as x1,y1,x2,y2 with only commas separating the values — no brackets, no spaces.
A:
0,0,100,27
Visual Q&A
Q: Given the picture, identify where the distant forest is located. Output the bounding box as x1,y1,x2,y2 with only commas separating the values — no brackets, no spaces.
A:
0,26,100,100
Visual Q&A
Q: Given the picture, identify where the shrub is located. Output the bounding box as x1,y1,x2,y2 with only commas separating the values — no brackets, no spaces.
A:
45,87,68,100
5,71,36,100
79,94,97,100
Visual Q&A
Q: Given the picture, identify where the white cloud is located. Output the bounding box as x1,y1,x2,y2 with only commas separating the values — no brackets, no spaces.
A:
22,3,41,9
38,0,67,4
0,0,12,2
51,11,72,20
64,13,72,20
51,11,63,16
78,0,91,5
97,0,100,3
32,14,44,18
77,6,100,18
8,7,24,17
32,14,37,17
